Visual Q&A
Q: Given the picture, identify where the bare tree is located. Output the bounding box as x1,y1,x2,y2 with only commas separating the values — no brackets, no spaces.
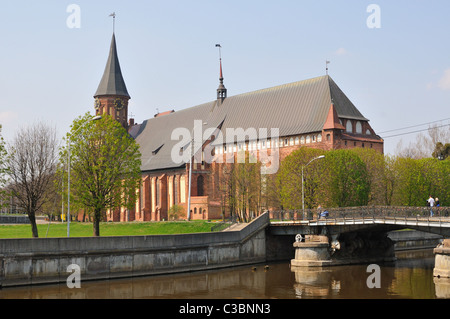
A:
396,122,450,158
5,122,59,237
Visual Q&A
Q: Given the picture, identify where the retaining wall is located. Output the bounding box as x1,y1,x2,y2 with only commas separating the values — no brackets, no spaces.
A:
0,213,269,287
0,215,29,224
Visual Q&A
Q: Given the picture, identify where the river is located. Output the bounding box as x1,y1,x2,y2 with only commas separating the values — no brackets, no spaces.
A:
0,249,449,300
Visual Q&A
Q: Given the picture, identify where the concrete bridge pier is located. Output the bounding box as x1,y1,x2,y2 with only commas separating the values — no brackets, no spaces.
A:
434,239,450,278
291,231,396,267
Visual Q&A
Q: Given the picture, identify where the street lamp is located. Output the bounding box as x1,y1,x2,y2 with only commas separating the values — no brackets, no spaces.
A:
67,115,102,237
187,121,207,221
302,155,325,220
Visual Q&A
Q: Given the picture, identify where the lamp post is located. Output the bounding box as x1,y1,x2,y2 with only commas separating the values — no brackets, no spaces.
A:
187,121,207,221
67,115,102,237
302,155,325,220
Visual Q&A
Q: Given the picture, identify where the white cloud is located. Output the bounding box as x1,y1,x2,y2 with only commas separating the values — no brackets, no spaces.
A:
335,48,348,56
438,68,450,90
0,111,18,123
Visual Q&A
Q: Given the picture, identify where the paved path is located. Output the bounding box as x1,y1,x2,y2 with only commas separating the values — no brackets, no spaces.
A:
223,223,248,231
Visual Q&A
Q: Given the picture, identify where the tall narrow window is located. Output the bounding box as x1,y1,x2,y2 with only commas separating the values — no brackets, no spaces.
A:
174,176,178,204
180,175,186,203
155,177,160,207
197,175,204,196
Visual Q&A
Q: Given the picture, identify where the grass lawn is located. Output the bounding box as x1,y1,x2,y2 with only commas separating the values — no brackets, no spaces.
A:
0,220,227,239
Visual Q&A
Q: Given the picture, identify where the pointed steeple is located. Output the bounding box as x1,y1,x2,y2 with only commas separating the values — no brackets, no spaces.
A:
215,44,227,103
94,32,131,130
323,102,345,131
94,33,130,98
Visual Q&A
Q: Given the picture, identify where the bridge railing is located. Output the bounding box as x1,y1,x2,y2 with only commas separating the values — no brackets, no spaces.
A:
269,206,450,222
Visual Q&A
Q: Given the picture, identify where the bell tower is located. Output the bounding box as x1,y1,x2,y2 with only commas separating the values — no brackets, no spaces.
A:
94,32,130,129
215,44,227,104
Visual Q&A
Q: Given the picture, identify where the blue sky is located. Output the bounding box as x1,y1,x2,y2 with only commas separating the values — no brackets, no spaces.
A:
1,0,449,155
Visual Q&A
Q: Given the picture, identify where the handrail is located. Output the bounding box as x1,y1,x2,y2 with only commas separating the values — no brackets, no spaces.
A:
269,206,450,222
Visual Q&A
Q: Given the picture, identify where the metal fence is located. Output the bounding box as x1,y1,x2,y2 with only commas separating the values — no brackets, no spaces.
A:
269,206,450,222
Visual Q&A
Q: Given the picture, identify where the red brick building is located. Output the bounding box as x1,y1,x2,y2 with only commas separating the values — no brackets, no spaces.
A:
93,33,383,222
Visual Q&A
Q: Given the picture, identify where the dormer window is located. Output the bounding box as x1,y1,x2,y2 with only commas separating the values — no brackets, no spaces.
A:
356,121,362,134
152,144,164,155
346,120,352,133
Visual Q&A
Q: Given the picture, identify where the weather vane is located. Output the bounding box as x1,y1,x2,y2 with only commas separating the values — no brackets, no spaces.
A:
109,12,116,33
326,60,330,75
215,44,222,61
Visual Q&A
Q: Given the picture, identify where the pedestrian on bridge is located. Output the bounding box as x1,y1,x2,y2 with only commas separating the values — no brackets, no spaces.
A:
428,195,435,217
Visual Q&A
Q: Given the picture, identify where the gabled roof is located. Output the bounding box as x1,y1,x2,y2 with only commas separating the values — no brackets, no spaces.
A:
323,103,345,130
134,75,374,172
94,33,130,98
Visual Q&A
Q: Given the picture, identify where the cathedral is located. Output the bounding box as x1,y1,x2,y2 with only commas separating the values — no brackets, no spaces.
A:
92,32,384,222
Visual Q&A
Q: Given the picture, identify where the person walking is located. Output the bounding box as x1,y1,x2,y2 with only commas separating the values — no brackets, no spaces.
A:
427,195,435,217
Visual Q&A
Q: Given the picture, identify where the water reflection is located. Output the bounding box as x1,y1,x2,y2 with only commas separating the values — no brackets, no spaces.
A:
0,249,448,299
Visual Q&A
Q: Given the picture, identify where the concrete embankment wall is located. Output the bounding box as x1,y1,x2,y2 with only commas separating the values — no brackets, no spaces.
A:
388,230,443,251
0,213,269,287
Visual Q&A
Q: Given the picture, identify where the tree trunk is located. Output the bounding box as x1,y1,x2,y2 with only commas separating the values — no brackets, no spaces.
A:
28,213,39,238
93,208,101,236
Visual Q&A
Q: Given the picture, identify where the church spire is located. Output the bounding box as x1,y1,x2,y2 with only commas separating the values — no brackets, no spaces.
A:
215,44,227,103
94,32,130,98
94,29,130,130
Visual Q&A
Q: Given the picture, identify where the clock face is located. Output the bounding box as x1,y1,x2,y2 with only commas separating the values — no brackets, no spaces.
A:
114,98,123,110
94,98,101,109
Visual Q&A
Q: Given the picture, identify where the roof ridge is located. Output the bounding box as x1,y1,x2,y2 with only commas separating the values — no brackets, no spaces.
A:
230,75,330,99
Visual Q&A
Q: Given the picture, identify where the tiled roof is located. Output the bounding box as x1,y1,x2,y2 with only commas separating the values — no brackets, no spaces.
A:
134,75,373,172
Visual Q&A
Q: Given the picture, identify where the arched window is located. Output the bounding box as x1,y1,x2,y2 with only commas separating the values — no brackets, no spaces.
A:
300,136,305,144
155,177,160,207
306,135,311,143
346,120,353,133
295,137,299,145
197,175,204,196
289,137,294,146
180,175,186,203
356,121,362,134
317,134,322,142
174,176,178,204
366,129,371,135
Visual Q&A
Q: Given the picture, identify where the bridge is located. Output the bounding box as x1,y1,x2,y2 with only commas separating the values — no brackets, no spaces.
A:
269,206,450,237
265,206,450,277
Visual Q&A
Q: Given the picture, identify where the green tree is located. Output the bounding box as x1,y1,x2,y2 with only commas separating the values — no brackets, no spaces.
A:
320,149,370,207
168,204,186,221
58,113,141,236
277,147,325,210
350,148,387,205
382,155,397,206
432,142,450,160
392,156,450,207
